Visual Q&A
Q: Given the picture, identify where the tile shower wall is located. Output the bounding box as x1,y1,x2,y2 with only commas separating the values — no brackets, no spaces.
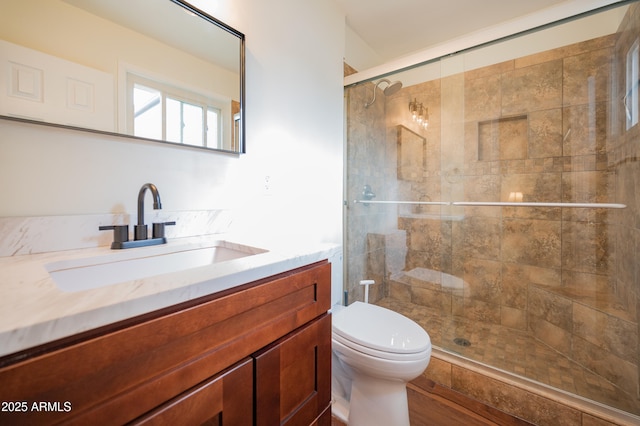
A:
344,62,398,305
613,2,640,411
345,3,640,418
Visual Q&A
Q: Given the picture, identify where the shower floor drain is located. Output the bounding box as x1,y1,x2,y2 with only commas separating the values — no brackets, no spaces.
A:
453,337,471,347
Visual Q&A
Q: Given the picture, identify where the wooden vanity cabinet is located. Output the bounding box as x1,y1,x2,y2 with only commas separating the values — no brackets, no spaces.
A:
133,357,254,425
255,314,331,426
0,261,331,426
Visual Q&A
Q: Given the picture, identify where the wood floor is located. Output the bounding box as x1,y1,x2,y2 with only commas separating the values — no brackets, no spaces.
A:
331,381,532,426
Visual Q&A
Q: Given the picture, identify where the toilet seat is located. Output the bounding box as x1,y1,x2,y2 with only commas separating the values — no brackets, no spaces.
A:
332,333,429,362
332,302,430,361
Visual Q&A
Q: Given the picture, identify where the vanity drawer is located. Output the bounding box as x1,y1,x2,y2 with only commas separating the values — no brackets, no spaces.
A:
132,358,254,425
0,260,331,425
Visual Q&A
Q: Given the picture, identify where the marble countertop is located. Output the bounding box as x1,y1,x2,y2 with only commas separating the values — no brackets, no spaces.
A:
0,233,340,358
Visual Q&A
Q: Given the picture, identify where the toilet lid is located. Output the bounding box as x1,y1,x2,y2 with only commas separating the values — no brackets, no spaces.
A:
332,302,430,354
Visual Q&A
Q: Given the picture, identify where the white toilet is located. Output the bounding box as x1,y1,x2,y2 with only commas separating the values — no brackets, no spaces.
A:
331,301,432,426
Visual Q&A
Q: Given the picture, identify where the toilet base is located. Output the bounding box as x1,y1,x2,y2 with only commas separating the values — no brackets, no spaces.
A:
333,375,410,426
331,395,349,423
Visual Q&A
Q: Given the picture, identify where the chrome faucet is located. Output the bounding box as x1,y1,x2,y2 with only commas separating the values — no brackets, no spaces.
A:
135,183,162,240
99,183,175,249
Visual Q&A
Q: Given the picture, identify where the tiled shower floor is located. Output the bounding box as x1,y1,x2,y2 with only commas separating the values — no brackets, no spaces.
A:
376,297,639,415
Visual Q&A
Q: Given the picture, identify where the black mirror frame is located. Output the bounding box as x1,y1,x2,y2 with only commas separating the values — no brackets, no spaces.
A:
171,0,246,154
0,0,246,155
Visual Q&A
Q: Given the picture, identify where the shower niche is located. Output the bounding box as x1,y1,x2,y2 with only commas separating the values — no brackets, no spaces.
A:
477,115,528,161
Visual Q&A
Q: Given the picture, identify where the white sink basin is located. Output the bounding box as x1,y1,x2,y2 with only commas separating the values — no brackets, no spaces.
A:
46,241,267,293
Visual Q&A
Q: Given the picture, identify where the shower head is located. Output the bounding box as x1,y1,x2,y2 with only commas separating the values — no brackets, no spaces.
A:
364,78,403,108
383,80,402,96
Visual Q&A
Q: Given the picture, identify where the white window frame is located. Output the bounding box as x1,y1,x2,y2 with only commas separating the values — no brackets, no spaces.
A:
125,72,228,148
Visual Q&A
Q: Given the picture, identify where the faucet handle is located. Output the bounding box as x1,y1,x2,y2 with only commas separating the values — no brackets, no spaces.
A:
152,221,176,239
99,225,129,245
134,224,147,241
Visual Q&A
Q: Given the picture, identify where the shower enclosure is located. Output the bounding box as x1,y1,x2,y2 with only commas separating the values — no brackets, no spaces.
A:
344,1,640,419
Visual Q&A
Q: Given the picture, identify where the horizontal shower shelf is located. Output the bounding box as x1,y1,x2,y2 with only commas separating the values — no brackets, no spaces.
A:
354,200,450,206
353,200,627,209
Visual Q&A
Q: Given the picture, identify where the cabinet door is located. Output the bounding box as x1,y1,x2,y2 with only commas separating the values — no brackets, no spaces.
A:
132,358,253,426
254,314,331,426
0,261,330,425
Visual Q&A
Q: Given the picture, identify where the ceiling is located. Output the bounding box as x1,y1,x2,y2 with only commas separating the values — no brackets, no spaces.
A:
336,0,580,64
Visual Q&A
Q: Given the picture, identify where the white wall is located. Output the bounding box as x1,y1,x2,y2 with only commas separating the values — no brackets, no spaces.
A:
344,25,381,72
0,0,345,245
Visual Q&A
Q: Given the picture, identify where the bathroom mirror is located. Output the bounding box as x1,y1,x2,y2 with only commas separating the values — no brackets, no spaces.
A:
397,125,426,182
0,0,245,153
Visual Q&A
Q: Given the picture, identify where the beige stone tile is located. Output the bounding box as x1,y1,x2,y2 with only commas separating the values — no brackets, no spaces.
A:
477,116,529,161
573,302,638,363
383,230,408,275
561,170,614,204
451,295,501,324
505,159,526,174
465,60,514,80
406,217,450,253
502,218,562,268
425,134,442,175
502,204,563,221
464,121,480,164
561,220,612,274
563,47,612,107
451,366,582,425
612,278,637,324
367,283,386,304
456,216,502,261
515,35,616,69
581,413,620,426
441,73,465,128
451,294,464,318
529,315,572,355
502,60,563,116
515,46,569,69
562,103,609,157
500,172,562,206
529,286,573,331
464,73,502,122
556,270,635,322
501,306,527,330
398,267,442,289
499,117,529,160
462,174,501,217
462,258,502,304
376,295,640,415
529,108,563,158
422,356,452,387
388,280,411,302
478,119,498,161
500,264,529,309
572,335,638,396
366,234,386,277
411,285,446,310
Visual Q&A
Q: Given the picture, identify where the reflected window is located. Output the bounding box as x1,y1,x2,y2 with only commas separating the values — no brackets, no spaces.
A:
129,74,224,148
133,85,162,140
